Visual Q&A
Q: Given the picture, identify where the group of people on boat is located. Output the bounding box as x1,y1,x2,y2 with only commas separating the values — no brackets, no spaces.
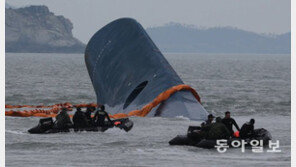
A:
54,105,112,131
191,111,255,141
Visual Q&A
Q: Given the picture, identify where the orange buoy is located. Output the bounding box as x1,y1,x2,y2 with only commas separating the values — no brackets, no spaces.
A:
233,131,240,138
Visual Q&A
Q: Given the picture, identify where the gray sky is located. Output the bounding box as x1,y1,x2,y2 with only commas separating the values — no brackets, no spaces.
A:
7,0,291,43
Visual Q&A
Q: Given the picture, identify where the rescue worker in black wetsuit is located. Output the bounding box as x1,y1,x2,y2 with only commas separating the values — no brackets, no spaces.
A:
93,105,112,127
222,111,240,136
240,119,255,139
85,106,96,126
54,108,73,131
207,117,231,140
205,114,215,125
72,107,89,131
191,114,216,140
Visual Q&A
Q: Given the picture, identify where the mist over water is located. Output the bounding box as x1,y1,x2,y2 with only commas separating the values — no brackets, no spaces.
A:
5,53,290,166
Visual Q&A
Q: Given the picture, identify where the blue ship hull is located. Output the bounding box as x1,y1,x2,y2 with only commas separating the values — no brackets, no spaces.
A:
85,18,208,120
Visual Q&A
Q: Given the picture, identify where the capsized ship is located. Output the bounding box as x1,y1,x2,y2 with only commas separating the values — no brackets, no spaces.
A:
85,18,208,120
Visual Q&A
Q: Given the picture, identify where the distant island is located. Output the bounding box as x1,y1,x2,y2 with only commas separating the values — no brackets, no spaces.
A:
5,5,290,54
5,5,85,53
147,23,290,54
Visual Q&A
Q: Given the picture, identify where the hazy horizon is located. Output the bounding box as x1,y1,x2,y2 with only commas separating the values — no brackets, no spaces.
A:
6,0,291,43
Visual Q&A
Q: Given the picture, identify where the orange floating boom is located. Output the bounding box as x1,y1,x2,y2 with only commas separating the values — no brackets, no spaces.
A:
5,84,201,119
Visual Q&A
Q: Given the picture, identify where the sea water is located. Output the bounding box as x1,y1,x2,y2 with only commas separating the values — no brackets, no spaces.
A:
5,53,290,166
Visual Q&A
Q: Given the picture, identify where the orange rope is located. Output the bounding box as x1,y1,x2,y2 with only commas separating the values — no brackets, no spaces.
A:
5,84,201,119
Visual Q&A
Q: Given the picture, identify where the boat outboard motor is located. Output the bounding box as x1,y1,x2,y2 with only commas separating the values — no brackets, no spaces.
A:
187,126,201,135
253,128,272,145
28,117,54,134
113,118,134,132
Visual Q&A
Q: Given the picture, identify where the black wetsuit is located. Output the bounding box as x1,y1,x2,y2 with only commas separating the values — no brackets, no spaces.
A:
85,108,93,126
73,110,89,130
240,122,254,139
205,119,213,125
55,111,73,130
93,110,112,127
207,122,231,140
222,117,240,135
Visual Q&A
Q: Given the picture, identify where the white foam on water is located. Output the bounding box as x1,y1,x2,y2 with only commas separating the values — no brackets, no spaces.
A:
5,130,26,135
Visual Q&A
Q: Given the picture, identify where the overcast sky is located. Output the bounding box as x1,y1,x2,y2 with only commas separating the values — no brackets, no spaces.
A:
7,0,291,43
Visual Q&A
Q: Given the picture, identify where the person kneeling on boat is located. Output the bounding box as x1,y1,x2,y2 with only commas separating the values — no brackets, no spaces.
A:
72,107,89,131
93,105,112,127
54,108,73,131
207,117,231,140
240,119,255,139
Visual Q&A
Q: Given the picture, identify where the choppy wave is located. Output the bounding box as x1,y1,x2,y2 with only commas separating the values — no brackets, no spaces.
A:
5,53,291,166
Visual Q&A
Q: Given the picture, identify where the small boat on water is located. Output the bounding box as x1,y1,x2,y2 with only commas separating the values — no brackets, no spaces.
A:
28,117,133,134
169,126,272,149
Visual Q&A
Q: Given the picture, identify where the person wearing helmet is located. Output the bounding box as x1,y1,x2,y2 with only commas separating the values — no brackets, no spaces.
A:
93,105,112,127
240,119,255,139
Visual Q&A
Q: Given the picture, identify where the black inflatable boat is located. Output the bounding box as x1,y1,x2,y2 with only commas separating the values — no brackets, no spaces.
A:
28,117,133,134
169,126,272,149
